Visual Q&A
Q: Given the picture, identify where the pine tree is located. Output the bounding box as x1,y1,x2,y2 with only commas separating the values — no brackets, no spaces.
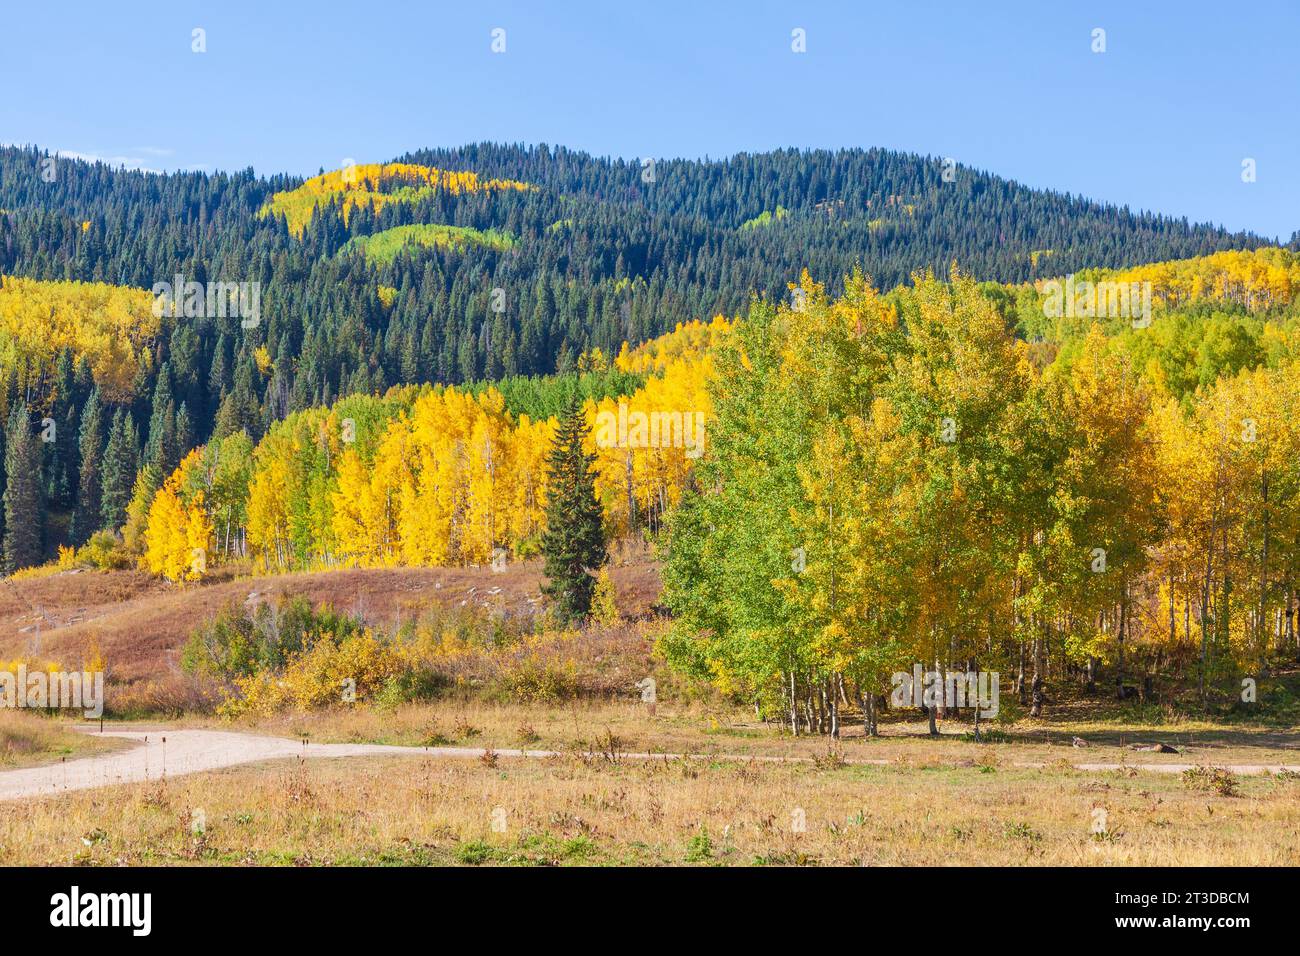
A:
3,403,45,572
71,387,105,544
541,397,607,624
145,363,177,475
100,408,139,532
48,349,79,508
208,336,230,401
175,402,195,460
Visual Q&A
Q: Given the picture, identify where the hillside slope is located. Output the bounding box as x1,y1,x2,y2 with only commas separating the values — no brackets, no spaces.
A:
0,556,662,694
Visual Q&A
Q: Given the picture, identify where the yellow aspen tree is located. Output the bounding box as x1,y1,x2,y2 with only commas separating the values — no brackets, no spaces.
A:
142,481,189,582
184,491,215,581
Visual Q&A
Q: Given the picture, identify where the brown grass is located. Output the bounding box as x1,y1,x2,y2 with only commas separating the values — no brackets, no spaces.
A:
2,748,1297,866
0,710,127,769
142,695,1296,770
0,557,663,708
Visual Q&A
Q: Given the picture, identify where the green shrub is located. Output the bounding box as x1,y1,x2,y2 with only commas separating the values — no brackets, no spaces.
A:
181,595,364,682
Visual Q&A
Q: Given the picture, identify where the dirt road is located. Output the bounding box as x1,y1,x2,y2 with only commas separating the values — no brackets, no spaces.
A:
2,727,1298,802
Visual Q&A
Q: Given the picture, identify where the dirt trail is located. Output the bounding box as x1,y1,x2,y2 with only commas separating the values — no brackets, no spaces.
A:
1,728,1298,802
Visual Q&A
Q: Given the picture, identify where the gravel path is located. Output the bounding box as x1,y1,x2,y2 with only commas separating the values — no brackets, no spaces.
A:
1,727,1297,801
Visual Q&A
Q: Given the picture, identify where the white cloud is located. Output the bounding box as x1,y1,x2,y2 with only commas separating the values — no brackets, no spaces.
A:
55,149,163,174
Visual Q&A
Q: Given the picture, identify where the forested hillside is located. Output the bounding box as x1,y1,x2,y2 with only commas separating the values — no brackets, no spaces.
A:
0,142,1273,414
0,142,1287,573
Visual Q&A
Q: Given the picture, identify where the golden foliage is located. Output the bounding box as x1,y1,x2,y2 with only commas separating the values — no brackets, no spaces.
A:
260,163,534,237
614,315,733,374
219,630,406,716
142,450,214,583
1044,247,1300,313
146,318,723,577
0,275,158,402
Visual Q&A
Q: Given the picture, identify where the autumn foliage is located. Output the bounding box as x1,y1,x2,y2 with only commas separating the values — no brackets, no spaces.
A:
0,275,158,403
140,322,715,580
260,163,534,237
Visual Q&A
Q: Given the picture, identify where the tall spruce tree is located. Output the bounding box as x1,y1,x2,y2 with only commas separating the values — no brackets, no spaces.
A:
3,403,45,572
175,401,195,461
100,408,139,532
71,387,105,544
48,349,79,509
145,362,177,475
541,397,607,624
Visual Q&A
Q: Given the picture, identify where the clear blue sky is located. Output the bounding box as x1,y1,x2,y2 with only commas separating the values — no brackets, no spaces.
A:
3,0,1296,239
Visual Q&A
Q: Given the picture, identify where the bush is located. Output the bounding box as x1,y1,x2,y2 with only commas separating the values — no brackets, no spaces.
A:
373,668,449,710
78,532,134,570
1182,765,1240,797
493,656,580,702
182,596,363,682
192,590,660,714
220,630,407,716
591,568,619,626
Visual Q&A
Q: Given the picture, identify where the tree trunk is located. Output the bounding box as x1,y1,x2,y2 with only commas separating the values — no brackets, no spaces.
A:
1017,641,1027,705
828,679,840,738
934,657,945,720
1030,631,1045,718
788,671,799,737
1260,474,1270,656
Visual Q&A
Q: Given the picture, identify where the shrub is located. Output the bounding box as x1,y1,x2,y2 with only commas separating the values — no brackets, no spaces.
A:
71,532,132,571
220,630,406,716
373,668,448,710
182,596,363,682
193,589,660,714
591,567,619,626
1182,765,1240,797
493,656,580,702
684,829,713,863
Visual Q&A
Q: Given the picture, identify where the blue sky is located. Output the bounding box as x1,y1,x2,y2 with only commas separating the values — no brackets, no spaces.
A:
3,0,1296,239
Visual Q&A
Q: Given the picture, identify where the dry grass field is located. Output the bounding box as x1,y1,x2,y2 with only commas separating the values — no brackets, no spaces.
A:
195,697,1298,768
0,693,1296,866
0,711,128,769
2,741,1297,866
